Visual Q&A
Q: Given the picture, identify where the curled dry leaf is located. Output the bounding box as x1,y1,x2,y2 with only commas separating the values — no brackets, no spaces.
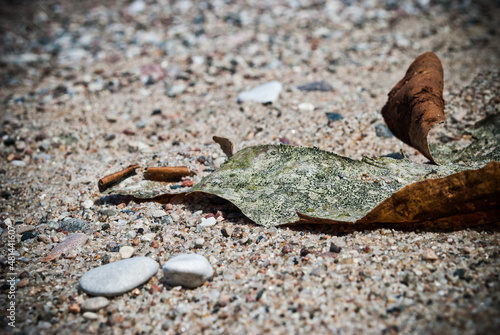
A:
98,164,139,192
213,136,234,158
382,51,445,164
40,233,88,262
144,166,191,182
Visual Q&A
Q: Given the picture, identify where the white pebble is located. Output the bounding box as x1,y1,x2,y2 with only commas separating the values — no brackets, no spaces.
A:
80,257,159,296
237,81,282,103
81,297,109,312
162,253,214,289
119,246,135,259
199,217,217,227
298,102,315,112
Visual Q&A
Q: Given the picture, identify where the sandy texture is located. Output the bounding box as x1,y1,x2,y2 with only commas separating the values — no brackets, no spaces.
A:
1,0,499,334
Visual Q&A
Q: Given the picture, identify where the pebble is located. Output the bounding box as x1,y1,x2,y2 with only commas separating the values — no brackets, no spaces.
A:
119,246,135,259
297,81,334,92
79,257,159,296
199,217,217,227
81,297,110,312
237,81,283,103
61,218,92,233
194,238,205,248
422,249,439,261
125,230,137,239
82,312,99,320
298,102,315,112
151,209,166,218
162,253,214,289
10,160,27,167
167,84,186,97
375,124,393,138
82,200,94,209
221,226,233,238
326,112,343,122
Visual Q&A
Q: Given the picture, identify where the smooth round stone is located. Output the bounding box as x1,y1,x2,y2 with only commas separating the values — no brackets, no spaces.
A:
82,312,99,320
162,253,214,289
81,297,109,312
119,246,135,259
80,257,159,297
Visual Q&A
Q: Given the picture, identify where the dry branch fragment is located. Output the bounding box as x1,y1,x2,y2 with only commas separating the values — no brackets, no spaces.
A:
382,51,445,164
144,166,191,182
98,164,139,192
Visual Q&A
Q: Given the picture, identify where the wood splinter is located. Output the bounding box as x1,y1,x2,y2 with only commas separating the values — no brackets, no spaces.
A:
98,164,139,192
144,166,191,182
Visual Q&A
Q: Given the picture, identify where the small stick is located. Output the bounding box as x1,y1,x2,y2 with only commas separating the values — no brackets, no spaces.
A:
98,164,140,192
144,166,191,182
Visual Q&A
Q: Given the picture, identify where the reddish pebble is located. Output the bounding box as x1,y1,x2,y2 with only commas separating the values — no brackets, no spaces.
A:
122,129,135,136
150,241,160,248
181,180,195,187
68,303,81,313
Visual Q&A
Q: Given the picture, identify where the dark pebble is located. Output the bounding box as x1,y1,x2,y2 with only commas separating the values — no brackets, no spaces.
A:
326,113,343,122
105,242,120,251
300,247,312,257
297,81,333,92
101,223,110,230
375,124,393,138
329,243,342,253
104,134,116,141
21,231,37,241
170,185,182,190
137,228,144,234
152,109,162,115
453,268,467,279
3,137,15,146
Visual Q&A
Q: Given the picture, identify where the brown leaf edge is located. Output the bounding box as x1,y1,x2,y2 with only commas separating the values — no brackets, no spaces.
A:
294,161,500,230
213,136,234,158
381,51,445,164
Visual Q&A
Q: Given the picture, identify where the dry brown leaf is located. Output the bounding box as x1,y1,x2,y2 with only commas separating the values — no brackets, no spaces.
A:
213,136,234,158
382,51,445,164
144,166,191,182
40,233,88,263
358,161,500,225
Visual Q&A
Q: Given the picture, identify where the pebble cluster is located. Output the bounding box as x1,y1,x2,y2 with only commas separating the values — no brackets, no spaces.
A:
1,0,499,334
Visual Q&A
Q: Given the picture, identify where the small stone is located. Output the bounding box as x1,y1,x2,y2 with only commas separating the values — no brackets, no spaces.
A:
152,109,162,115
37,234,52,244
61,218,92,233
297,81,333,92
329,243,342,253
326,112,343,122
79,257,159,297
181,180,196,187
18,278,29,288
194,238,205,248
221,226,233,238
162,253,214,289
300,247,312,257
375,124,393,138
125,230,137,239
167,84,186,97
281,243,293,254
10,160,27,167
68,303,81,313
298,102,315,112
199,217,217,227
82,312,99,320
150,240,160,248
237,81,283,103
119,246,135,259
82,200,94,209
422,249,438,261
81,297,110,312
151,209,166,218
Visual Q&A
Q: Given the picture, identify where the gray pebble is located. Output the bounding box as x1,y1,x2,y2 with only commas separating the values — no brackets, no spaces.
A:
81,297,110,312
125,230,137,239
80,257,159,296
82,312,99,320
61,218,92,233
47,220,60,230
162,253,214,289
375,124,393,138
